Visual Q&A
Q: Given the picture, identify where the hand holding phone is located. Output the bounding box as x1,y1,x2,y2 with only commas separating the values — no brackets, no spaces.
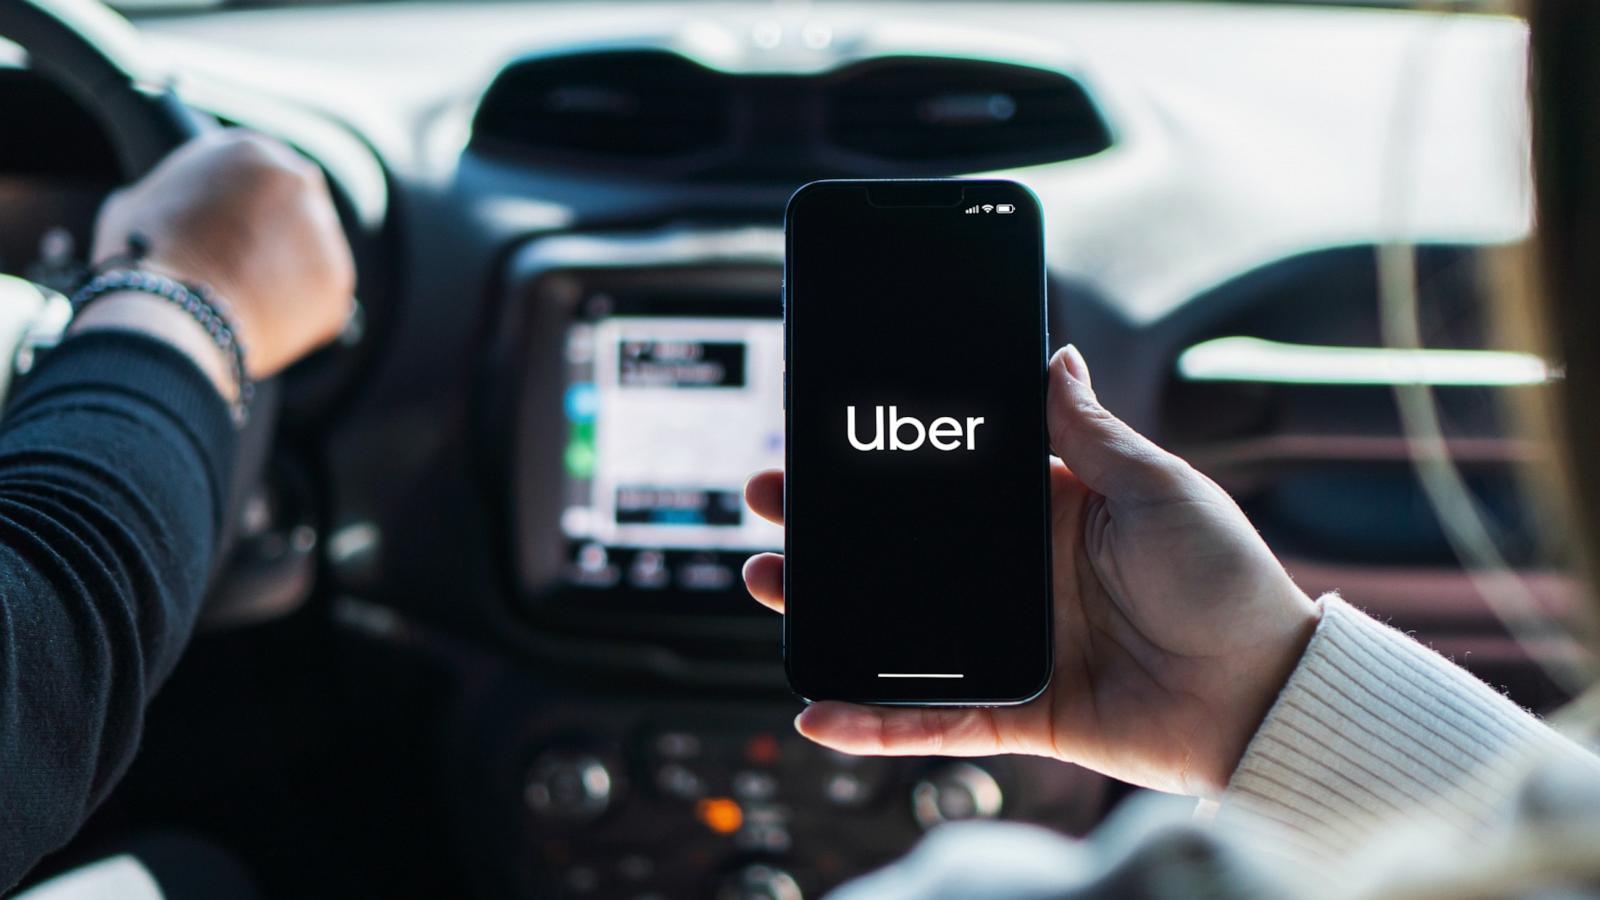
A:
747,345,1323,798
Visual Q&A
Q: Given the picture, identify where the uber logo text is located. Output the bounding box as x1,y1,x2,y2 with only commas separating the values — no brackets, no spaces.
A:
846,405,985,451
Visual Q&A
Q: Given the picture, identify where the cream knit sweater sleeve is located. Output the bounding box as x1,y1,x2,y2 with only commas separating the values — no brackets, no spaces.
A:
1216,594,1598,860
831,593,1600,899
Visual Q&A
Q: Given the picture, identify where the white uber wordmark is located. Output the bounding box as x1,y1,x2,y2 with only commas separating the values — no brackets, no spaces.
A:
846,405,985,452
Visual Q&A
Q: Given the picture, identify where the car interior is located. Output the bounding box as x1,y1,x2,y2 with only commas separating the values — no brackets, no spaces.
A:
0,1,1560,898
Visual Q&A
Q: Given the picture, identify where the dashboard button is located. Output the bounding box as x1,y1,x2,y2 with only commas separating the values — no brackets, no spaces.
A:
525,752,614,822
717,864,803,900
910,762,1002,829
655,761,706,800
628,549,670,589
732,770,778,802
571,543,620,588
677,557,735,591
823,771,869,808
652,731,702,760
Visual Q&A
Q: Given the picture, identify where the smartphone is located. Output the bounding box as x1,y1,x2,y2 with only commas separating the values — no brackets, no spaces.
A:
783,179,1053,706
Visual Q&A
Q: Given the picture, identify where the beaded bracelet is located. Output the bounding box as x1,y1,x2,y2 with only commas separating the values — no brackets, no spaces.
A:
70,268,254,426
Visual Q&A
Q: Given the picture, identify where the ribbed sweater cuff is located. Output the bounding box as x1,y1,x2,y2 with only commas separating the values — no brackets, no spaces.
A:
1216,594,1570,857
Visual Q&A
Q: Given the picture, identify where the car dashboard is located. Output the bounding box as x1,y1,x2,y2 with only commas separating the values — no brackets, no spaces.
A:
0,3,1553,898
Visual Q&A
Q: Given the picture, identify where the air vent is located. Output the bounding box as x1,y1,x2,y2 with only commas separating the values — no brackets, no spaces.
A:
822,57,1111,171
1157,246,1545,567
469,50,1115,177
472,50,731,164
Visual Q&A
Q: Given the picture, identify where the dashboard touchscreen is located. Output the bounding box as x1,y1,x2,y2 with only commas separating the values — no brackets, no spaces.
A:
560,314,783,590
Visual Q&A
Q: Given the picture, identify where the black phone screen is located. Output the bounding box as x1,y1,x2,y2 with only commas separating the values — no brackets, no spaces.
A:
783,180,1053,705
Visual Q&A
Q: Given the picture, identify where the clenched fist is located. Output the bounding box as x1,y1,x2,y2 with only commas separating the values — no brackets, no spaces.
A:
90,130,355,378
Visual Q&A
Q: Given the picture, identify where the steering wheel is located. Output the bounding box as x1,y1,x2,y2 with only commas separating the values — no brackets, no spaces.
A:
0,0,283,607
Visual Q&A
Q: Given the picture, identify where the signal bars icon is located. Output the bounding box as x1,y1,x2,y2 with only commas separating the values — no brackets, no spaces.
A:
964,204,998,215
964,205,981,214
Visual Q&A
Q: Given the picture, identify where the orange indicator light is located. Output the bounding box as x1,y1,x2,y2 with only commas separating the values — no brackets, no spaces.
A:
695,797,743,835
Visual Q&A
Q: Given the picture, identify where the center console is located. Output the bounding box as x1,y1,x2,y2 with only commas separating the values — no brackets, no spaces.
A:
445,691,1109,900
475,228,1112,898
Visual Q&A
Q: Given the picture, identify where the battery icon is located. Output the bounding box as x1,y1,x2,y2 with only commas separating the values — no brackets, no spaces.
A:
995,204,1016,214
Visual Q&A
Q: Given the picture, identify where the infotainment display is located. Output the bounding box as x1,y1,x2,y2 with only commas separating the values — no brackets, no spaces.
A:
560,314,784,590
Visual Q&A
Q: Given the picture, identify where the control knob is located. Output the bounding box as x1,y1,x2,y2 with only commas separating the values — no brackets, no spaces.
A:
524,752,613,822
717,864,803,900
910,762,1002,830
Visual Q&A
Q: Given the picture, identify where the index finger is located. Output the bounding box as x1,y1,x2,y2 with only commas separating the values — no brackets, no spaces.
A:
796,701,1053,758
744,469,784,525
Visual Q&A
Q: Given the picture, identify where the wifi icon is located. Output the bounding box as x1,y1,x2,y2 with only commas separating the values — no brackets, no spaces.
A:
981,204,995,213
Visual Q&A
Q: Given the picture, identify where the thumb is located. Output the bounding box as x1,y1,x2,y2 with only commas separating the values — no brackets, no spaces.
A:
1047,346,1184,503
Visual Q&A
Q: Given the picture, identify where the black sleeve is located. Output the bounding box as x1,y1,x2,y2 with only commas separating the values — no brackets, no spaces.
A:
0,331,237,892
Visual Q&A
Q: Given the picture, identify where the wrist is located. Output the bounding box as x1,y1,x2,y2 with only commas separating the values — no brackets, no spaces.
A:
135,255,259,358
68,292,239,403
1197,587,1323,795
69,265,254,423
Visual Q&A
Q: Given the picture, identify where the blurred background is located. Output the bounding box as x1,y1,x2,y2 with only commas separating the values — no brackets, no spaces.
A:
0,1,1563,898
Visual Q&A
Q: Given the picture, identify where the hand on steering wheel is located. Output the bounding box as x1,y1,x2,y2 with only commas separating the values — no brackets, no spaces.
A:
744,346,1321,797
88,131,355,380
0,0,353,590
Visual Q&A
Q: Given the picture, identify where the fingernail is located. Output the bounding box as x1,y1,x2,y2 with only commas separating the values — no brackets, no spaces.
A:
1049,348,1077,381
794,703,837,736
1064,343,1092,387
795,703,832,731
